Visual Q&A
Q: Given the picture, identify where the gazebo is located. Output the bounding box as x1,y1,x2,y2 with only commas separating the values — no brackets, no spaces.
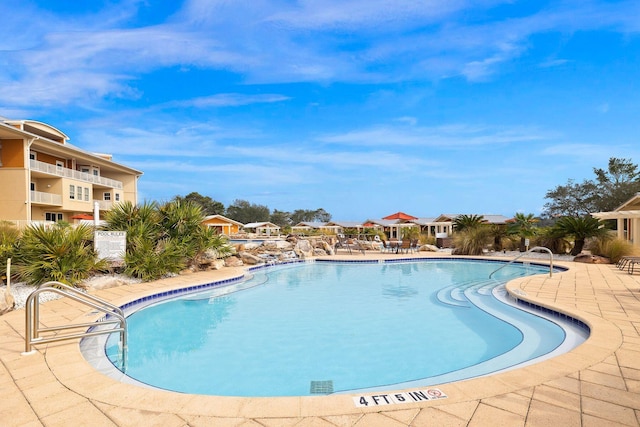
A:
242,222,281,237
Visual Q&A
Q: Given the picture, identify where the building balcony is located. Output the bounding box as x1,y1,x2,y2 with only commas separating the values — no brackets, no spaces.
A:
30,159,123,189
30,190,62,206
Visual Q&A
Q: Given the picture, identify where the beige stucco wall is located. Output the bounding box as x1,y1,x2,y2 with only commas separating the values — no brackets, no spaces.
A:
0,168,29,220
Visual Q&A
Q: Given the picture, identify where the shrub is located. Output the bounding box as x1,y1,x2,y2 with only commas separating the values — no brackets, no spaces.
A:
13,223,107,286
0,221,20,280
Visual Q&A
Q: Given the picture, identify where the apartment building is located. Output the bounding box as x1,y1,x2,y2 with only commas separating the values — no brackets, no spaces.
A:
0,118,142,227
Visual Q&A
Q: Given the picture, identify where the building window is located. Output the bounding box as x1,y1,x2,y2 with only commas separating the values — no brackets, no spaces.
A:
104,192,111,201
84,187,89,201
29,151,36,160
70,185,75,199
30,182,36,191
77,186,82,200
45,212,63,222
115,193,120,202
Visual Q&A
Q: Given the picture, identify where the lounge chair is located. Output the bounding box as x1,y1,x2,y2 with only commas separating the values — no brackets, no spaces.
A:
335,235,365,255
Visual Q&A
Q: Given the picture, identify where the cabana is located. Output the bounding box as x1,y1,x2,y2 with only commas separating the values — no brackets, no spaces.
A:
202,215,244,235
592,192,640,247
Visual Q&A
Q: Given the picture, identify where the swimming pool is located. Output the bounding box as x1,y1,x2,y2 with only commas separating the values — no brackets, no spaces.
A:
97,258,586,397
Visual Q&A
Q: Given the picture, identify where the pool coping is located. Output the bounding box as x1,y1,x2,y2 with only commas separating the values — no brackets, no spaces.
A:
2,252,639,426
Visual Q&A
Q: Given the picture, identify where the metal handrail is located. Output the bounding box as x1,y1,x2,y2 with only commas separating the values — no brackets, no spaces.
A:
489,246,554,279
24,281,127,369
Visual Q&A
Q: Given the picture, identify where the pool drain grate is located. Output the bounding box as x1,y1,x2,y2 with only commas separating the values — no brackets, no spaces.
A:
310,380,334,394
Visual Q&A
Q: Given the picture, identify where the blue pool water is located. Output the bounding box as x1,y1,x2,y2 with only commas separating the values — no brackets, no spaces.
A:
104,259,585,397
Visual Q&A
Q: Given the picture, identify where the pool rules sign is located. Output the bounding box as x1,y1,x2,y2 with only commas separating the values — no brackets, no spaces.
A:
94,231,127,261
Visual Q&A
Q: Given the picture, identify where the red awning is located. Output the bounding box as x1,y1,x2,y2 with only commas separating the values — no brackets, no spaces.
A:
70,213,94,220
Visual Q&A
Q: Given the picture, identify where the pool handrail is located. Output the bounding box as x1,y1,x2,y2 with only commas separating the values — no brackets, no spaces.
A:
489,246,554,279
23,281,127,369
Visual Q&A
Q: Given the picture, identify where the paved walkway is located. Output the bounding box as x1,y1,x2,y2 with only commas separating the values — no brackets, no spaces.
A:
1,253,639,426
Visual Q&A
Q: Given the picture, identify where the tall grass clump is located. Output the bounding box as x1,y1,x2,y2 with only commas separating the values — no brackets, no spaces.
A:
588,235,638,263
452,227,491,255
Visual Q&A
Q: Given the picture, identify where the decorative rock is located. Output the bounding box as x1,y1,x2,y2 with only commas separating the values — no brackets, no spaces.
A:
317,240,334,256
85,277,128,290
224,256,244,267
423,244,439,252
294,240,314,258
240,252,263,265
314,248,328,256
573,254,610,264
210,260,225,270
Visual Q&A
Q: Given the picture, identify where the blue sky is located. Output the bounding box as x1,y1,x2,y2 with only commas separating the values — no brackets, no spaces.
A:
2,0,640,221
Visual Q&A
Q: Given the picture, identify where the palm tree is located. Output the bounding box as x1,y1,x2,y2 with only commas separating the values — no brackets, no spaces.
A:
488,224,509,252
452,214,486,232
553,216,609,256
508,213,539,252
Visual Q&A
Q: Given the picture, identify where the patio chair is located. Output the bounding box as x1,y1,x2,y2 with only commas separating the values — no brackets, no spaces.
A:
398,239,412,254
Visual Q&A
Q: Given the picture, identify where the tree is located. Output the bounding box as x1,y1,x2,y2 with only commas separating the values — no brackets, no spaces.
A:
543,179,598,217
593,157,640,211
270,209,291,227
552,216,609,256
173,192,225,216
508,213,539,252
225,199,270,224
290,208,332,225
544,157,640,217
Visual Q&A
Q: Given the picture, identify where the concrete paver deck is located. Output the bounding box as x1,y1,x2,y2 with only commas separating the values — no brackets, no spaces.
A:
1,253,639,426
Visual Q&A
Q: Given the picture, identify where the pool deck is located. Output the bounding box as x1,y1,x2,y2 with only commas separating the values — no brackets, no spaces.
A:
1,252,640,426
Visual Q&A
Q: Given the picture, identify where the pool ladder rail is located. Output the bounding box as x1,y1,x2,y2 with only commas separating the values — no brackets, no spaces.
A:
23,281,127,369
489,246,554,279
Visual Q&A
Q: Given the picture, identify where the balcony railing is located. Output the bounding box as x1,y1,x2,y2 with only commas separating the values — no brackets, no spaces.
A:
30,190,62,205
94,199,113,211
30,159,123,189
